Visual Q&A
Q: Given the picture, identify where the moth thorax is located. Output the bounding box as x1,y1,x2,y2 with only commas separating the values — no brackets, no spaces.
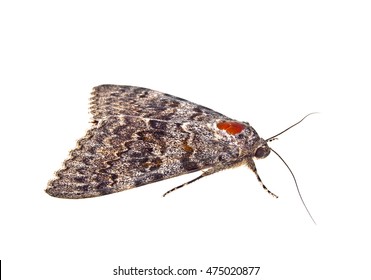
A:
217,121,246,135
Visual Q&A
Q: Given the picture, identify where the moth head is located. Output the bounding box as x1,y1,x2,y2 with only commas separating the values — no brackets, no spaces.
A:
254,140,271,159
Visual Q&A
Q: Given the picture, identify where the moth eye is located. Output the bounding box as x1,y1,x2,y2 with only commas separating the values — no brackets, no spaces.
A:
255,147,266,158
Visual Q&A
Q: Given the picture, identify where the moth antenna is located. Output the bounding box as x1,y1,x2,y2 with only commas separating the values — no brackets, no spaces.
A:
270,148,316,224
266,112,318,142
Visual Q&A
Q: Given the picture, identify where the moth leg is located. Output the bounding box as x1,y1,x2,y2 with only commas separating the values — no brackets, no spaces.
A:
246,158,278,198
162,166,223,197
162,174,204,197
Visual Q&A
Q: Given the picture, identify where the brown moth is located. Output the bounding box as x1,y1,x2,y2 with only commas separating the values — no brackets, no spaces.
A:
46,85,315,222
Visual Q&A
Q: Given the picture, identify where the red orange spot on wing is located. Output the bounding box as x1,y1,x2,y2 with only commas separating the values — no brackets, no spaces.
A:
217,121,246,135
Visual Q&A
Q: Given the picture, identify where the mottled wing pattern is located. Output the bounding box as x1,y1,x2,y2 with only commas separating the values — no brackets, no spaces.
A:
46,115,240,199
89,85,231,123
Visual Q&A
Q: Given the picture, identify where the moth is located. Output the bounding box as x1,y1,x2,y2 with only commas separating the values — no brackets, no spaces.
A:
46,85,315,222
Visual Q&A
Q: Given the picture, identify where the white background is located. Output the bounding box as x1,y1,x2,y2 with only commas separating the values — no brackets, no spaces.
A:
1,1,370,279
